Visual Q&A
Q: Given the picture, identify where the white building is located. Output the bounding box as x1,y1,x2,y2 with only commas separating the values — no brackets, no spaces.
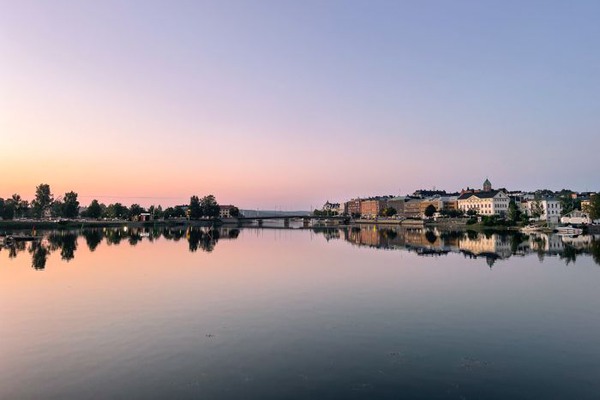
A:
457,190,510,216
561,210,596,225
525,198,562,224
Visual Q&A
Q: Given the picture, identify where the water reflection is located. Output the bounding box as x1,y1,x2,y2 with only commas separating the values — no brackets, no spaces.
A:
315,226,600,267
1,225,599,269
0,227,241,270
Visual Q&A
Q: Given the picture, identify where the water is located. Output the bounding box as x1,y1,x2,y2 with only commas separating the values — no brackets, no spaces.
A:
1,226,600,399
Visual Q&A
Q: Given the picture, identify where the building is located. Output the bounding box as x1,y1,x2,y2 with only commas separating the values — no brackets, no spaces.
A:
457,179,510,216
524,198,562,224
458,191,510,216
219,205,238,218
404,199,423,218
385,196,406,217
560,210,593,225
360,199,386,218
138,212,152,222
344,199,362,216
321,201,342,215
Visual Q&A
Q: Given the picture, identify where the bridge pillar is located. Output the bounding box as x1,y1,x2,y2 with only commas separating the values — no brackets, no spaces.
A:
303,218,310,227
284,218,290,227
257,219,263,227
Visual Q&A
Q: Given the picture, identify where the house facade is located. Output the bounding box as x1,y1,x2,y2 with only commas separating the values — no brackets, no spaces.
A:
560,210,593,225
524,198,562,223
457,190,510,216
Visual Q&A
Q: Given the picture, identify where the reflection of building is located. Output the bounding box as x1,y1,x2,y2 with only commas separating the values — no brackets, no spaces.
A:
528,233,564,254
458,235,512,259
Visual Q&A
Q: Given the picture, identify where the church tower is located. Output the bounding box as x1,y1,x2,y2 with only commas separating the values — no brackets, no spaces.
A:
483,178,492,191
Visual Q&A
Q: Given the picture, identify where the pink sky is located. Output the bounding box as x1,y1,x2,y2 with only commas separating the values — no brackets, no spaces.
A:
1,1,598,209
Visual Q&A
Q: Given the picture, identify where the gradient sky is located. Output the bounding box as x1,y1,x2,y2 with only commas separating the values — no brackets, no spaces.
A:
1,0,599,209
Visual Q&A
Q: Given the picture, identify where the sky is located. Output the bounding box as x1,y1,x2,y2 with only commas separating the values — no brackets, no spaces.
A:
1,0,599,210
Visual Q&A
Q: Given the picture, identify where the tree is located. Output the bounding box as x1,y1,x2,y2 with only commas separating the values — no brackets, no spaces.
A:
229,206,240,217
86,199,102,219
380,207,397,217
51,199,64,218
10,194,26,218
424,204,437,218
32,183,53,218
201,195,220,218
530,197,544,220
129,204,145,219
105,203,129,219
189,196,202,219
507,200,521,223
585,194,600,221
62,191,80,218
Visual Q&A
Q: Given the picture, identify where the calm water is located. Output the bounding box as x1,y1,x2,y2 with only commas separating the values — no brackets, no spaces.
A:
1,226,600,399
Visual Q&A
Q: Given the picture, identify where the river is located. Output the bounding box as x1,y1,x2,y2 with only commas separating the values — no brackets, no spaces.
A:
1,226,599,399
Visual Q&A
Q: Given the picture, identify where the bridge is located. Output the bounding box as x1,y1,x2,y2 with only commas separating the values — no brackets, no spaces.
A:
236,214,350,227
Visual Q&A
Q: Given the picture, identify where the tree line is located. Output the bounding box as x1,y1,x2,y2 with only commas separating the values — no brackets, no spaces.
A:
0,184,240,221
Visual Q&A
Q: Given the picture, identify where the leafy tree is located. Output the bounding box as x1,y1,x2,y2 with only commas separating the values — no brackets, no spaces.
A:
530,198,544,220
424,204,437,218
62,191,80,218
51,200,64,217
380,207,397,217
105,203,129,219
32,183,53,218
466,209,477,217
86,199,102,219
228,206,240,217
189,196,202,219
201,195,220,218
440,208,463,218
585,193,600,221
2,198,16,220
507,200,521,223
129,204,145,218
10,194,27,218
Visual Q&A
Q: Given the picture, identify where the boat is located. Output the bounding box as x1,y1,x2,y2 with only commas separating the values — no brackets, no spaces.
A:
520,225,541,233
555,226,583,236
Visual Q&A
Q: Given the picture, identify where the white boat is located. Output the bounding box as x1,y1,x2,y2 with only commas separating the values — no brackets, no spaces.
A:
555,226,583,235
520,225,541,233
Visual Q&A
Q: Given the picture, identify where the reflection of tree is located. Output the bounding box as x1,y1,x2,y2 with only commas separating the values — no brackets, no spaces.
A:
560,245,580,265
591,239,600,266
163,228,185,241
47,232,78,261
83,229,103,252
60,233,77,261
200,229,220,252
187,228,202,252
425,230,437,244
9,241,26,258
227,229,240,239
29,242,49,270
105,229,126,245
127,231,142,246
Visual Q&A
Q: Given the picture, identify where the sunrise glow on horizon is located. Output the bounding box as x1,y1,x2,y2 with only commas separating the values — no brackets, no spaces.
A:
2,1,599,209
